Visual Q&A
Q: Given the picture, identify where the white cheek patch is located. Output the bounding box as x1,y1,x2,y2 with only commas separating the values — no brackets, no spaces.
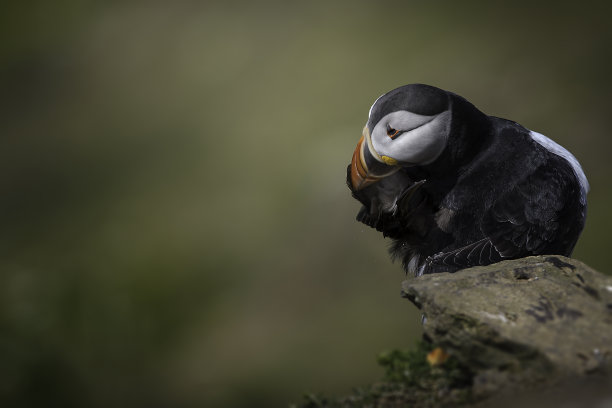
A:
529,131,589,204
371,110,451,165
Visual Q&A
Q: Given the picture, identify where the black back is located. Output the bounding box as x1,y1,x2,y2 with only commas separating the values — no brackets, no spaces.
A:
348,85,587,275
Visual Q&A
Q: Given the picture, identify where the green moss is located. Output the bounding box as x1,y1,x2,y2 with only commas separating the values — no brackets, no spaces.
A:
377,340,433,384
293,339,475,408
378,339,473,389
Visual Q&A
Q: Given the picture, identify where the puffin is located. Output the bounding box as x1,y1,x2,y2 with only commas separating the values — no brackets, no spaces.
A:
347,84,589,276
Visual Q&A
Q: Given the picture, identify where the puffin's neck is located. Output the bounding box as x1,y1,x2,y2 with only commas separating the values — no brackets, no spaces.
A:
426,96,492,176
400,96,492,203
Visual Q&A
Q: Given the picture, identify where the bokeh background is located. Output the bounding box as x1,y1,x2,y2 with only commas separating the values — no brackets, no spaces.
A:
1,1,610,407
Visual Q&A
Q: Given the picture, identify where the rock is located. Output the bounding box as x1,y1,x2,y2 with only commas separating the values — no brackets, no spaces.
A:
401,255,612,399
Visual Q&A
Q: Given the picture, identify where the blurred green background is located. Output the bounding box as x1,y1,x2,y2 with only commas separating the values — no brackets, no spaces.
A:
1,1,610,407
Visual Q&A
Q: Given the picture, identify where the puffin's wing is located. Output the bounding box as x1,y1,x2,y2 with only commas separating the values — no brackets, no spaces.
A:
425,238,503,272
427,158,573,272
482,161,570,258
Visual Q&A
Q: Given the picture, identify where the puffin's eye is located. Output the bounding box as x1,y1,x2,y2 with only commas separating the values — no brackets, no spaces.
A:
386,124,400,139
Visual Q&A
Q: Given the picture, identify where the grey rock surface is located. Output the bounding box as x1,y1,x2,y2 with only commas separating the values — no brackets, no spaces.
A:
402,255,612,397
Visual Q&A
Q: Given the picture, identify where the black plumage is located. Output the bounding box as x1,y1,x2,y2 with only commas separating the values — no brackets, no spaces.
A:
347,84,588,275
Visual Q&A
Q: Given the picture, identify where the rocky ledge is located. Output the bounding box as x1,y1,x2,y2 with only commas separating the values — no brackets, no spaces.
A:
297,256,612,407
402,255,612,401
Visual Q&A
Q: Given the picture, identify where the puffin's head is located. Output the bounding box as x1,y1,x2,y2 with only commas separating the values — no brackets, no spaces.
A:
350,84,452,190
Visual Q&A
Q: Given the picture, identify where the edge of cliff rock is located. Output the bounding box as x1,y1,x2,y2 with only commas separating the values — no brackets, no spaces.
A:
401,255,612,399
295,256,612,407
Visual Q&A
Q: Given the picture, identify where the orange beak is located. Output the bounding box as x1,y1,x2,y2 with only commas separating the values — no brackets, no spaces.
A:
350,135,382,190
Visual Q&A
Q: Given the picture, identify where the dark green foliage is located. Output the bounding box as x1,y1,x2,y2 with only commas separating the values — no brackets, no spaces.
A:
377,340,433,384
293,339,474,408
378,340,473,389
